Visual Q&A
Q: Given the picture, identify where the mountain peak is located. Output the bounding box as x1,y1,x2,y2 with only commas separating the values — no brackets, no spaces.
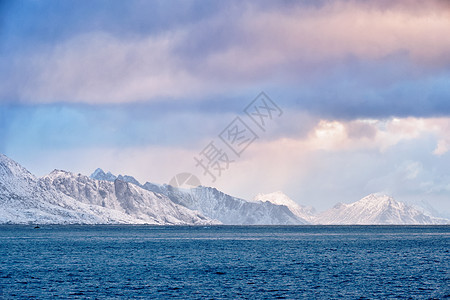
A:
359,193,392,202
50,169,70,175
0,153,36,182
316,194,447,225
254,191,295,206
45,169,70,179
353,194,404,210
253,191,315,222
91,168,105,177
90,168,117,181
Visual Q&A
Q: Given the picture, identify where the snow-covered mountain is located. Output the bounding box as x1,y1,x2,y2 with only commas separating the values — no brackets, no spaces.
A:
0,154,307,225
0,154,214,225
162,186,309,225
2,154,448,225
253,191,315,223
90,169,449,225
0,154,140,224
90,168,117,182
41,170,214,225
91,169,309,225
404,198,450,220
251,191,448,225
90,168,145,186
314,194,449,225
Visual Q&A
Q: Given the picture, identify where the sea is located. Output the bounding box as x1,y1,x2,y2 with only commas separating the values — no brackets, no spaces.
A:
0,225,448,299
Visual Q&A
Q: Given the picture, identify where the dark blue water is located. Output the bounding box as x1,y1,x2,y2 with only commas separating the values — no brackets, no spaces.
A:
0,226,448,299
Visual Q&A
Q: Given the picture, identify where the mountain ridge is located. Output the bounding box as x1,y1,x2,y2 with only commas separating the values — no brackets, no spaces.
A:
0,155,215,225
0,154,448,225
93,168,448,225
90,169,309,225
314,194,449,225
41,170,214,225
255,191,448,225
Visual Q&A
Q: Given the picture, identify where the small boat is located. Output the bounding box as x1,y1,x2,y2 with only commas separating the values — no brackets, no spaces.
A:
34,225,40,229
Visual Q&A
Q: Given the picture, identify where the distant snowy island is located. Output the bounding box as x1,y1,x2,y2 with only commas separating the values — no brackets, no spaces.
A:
0,154,448,225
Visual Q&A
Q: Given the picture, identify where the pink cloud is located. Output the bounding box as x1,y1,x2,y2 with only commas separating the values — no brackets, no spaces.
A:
3,0,449,104
206,0,450,76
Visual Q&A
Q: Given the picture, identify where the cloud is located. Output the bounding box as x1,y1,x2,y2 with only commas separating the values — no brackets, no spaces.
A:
434,140,449,156
1,0,449,120
1,0,450,215
182,0,450,81
0,102,245,155
216,116,450,212
10,32,207,103
3,100,449,164
6,112,450,216
303,117,450,154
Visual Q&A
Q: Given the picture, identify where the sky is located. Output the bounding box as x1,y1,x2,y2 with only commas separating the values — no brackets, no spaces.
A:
1,0,450,215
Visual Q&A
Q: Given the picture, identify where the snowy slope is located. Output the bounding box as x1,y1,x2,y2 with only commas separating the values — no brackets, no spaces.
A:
314,194,449,225
90,168,117,181
142,185,309,225
91,169,309,225
253,191,316,223
4,155,446,225
0,154,141,224
0,154,215,225
41,170,216,225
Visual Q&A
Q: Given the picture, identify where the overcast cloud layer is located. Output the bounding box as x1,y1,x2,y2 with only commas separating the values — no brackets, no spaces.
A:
1,0,449,215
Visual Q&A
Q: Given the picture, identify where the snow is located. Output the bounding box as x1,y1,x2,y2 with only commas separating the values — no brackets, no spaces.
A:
40,171,217,225
314,194,449,225
90,168,117,182
253,191,315,223
153,186,309,225
90,169,308,225
0,154,215,225
1,154,448,225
